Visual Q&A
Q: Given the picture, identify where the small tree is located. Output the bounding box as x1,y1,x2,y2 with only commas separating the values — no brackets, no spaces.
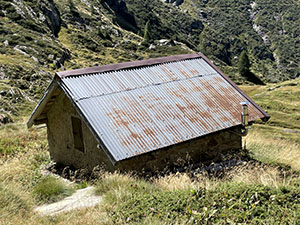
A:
238,50,250,76
143,20,152,44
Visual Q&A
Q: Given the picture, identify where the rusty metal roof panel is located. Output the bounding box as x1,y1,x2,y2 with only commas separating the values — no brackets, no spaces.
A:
62,58,217,100
58,56,267,162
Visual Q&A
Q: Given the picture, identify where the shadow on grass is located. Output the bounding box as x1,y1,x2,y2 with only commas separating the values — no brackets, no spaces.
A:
244,72,265,85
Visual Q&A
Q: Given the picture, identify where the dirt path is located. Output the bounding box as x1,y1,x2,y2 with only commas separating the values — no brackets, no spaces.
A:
34,187,102,216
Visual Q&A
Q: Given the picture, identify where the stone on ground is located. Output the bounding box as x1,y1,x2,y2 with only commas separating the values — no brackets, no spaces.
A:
34,187,101,216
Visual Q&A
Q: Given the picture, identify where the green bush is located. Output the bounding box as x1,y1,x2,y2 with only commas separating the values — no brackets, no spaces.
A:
33,176,74,204
0,47,8,54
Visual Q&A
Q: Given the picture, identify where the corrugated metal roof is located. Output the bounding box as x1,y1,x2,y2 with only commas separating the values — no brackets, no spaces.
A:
57,56,267,162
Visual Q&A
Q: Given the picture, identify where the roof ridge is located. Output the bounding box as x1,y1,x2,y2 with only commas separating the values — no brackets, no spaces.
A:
69,72,217,102
56,53,201,78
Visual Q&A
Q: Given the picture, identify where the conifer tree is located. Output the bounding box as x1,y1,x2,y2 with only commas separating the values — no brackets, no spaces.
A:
143,20,152,44
238,50,250,76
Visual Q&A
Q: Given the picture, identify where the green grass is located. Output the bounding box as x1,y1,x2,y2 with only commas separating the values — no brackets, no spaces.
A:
0,123,48,158
33,176,74,204
240,78,300,131
240,79,300,171
103,181,300,224
92,165,300,224
245,130,300,171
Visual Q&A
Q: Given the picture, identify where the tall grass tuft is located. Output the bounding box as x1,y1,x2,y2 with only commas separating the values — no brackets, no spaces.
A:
33,176,74,204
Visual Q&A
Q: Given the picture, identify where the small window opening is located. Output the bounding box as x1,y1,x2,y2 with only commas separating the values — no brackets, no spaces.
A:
71,117,84,152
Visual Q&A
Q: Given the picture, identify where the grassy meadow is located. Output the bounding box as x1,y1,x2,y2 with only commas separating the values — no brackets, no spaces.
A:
0,79,299,224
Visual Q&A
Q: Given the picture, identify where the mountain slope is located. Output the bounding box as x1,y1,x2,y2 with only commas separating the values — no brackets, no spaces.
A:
0,0,299,120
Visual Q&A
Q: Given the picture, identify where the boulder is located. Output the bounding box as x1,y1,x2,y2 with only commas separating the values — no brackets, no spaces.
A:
40,0,63,37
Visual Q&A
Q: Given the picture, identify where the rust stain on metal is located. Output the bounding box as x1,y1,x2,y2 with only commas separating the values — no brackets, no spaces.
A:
121,95,163,150
190,69,199,75
178,68,190,79
130,133,140,139
161,66,177,80
106,108,145,150
144,128,155,136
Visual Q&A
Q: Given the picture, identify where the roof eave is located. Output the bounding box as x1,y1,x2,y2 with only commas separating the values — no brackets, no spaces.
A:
27,77,59,128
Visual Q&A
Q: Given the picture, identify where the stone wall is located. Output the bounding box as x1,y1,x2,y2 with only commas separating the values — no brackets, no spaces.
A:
117,129,242,173
46,90,242,173
46,90,114,171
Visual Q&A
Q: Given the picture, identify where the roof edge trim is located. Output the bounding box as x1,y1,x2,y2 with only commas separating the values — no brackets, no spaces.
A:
56,53,201,78
27,79,58,128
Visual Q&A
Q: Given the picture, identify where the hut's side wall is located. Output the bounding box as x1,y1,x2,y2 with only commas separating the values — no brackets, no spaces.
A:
117,130,242,172
46,92,114,171
46,92,241,173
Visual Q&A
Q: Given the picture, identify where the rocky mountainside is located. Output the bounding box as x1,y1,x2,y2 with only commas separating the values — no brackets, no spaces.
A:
0,0,300,122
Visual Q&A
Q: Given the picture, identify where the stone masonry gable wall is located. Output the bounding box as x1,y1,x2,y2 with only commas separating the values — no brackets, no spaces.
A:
117,130,242,172
46,91,114,171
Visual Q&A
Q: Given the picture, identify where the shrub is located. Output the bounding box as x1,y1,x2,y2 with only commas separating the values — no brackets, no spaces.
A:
0,47,8,54
33,176,74,204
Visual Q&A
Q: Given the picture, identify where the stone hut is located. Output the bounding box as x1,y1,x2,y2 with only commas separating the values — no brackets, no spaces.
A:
27,53,269,172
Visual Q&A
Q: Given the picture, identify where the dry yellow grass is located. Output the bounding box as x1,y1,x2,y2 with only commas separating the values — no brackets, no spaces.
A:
245,130,300,171
154,164,297,193
153,172,221,191
153,172,196,191
229,163,294,187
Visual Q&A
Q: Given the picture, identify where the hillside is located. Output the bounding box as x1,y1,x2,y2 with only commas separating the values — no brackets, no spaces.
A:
1,1,300,223
1,0,300,122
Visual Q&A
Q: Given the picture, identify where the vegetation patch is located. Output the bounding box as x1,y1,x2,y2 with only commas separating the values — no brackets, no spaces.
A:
33,176,74,204
240,78,300,131
0,183,31,216
0,125,47,157
94,163,300,225
103,182,300,224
